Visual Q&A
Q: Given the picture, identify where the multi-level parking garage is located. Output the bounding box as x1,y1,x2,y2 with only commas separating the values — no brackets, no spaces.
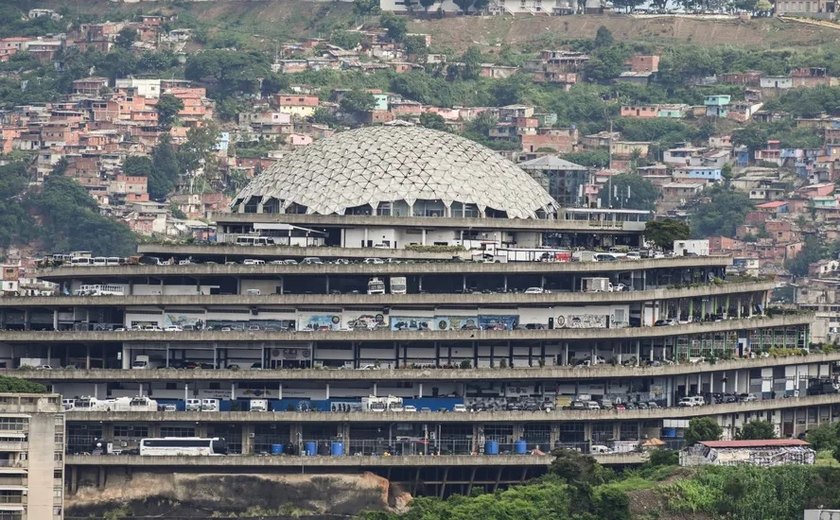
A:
7,126,838,496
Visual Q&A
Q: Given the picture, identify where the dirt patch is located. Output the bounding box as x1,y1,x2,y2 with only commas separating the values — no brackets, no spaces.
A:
409,14,840,52
66,471,397,518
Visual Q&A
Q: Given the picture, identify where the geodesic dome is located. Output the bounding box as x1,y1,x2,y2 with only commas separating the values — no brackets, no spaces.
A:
232,126,558,219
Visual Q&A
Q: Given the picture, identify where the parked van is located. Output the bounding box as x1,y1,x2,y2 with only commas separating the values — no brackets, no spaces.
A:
185,399,202,411
678,396,705,407
249,399,268,412
201,399,220,412
590,445,614,454
586,401,601,410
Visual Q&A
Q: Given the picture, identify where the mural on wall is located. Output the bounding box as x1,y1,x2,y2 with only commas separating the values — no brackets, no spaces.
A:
478,315,518,331
203,319,294,331
390,316,433,331
433,316,479,331
301,314,341,331
556,314,609,329
344,312,388,330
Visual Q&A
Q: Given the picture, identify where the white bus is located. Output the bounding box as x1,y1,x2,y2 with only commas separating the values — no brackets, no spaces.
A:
235,236,275,246
74,284,126,296
139,437,227,456
70,257,93,267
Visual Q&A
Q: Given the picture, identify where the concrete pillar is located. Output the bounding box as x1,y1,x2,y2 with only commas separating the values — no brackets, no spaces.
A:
583,423,593,446
325,384,330,400
289,424,302,453
52,310,58,331
512,423,524,441
549,423,560,449
418,383,423,398
195,423,208,437
421,229,427,246
241,424,254,455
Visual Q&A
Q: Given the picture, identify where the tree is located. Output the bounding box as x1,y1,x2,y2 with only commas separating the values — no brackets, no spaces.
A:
562,150,609,168
353,0,381,15
0,376,46,393
149,134,180,200
115,27,138,50
598,174,659,211
403,35,428,61
645,218,690,251
28,176,136,256
593,26,614,48
689,186,754,238
330,30,363,50
453,0,474,13
738,420,776,440
339,89,376,115
646,448,679,467
419,112,448,131
550,448,611,486
419,0,438,11
155,93,184,130
123,155,153,177
460,46,483,81
380,13,407,42
684,417,723,445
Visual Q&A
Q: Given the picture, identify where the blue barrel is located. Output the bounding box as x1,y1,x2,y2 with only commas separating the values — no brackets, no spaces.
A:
662,428,677,438
304,441,318,456
270,443,284,455
331,441,345,456
484,440,499,455
514,439,528,455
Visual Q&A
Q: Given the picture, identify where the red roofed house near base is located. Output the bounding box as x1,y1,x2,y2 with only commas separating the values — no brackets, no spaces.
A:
680,438,815,467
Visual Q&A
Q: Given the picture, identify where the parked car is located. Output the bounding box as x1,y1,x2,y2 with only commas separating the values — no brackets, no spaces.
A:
524,287,546,294
453,404,468,413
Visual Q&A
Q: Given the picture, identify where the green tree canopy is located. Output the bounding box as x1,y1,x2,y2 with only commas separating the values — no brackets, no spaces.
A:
28,176,136,256
149,134,181,200
379,13,407,42
689,186,754,238
685,417,724,445
0,376,46,393
0,162,33,248
353,0,381,15
115,27,138,49
645,218,690,251
330,30,363,50
598,174,659,211
419,112,447,130
738,420,777,440
155,93,184,130
339,89,376,115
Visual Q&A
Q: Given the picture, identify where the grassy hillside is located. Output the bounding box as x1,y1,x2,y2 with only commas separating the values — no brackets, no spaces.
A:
13,0,840,52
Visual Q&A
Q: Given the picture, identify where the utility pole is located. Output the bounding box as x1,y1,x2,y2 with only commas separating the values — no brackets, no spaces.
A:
608,119,613,209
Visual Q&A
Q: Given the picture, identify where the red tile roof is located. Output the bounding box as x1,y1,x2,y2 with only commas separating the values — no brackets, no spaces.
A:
755,201,787,209
699,439,810,449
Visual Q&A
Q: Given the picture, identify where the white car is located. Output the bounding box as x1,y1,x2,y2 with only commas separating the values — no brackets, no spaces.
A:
524,287,546,294
243,259,265,265
363,258,385,264
453,404,468,412
403,405,417,412
164,325,183,332
359,364,379,370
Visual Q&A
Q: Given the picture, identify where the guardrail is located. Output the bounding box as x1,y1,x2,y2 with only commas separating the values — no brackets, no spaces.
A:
0,314,812,343
19,351,840,382
63,393,840,423
65,452,646,467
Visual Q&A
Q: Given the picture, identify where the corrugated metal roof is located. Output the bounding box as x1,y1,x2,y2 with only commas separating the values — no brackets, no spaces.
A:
699,439,810,448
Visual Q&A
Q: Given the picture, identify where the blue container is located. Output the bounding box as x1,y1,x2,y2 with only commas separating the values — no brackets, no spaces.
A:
514,439,528,455
331,441,345,456
304,441,318,456
662,428,677,438
484,440,499,455
270,443,284,455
